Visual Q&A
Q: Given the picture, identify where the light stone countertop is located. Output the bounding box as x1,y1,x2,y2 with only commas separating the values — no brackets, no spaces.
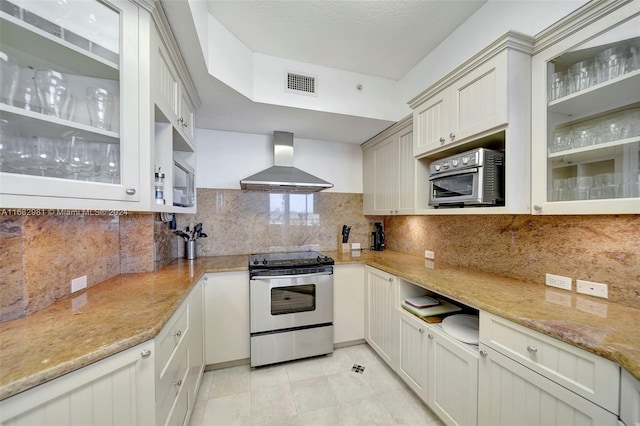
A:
1,250,639,401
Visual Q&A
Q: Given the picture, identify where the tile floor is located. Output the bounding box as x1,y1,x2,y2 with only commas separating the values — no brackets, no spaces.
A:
189,344,444,426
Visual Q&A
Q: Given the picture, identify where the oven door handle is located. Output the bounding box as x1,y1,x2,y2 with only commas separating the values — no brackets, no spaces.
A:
251,271,333,280
429,167,479,180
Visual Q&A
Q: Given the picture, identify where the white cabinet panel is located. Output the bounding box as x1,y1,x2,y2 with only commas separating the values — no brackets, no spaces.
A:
397,309,428,400
364,266,398,369
478,345,618,426
621,368,640,426
427,325,479,426
413,89,449,155
334,264,365,344
203,271,250,365
0,342,156,425
362,116,415,215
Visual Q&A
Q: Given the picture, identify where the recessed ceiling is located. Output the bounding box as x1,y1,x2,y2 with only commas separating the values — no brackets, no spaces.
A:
161,0,487,143
206,0,486,80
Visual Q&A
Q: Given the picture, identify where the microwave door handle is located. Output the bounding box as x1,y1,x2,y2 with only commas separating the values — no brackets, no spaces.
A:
251,271,333,280
429,167,479,180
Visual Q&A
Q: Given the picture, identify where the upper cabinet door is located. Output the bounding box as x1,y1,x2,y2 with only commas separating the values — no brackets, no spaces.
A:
413,88,449,156
0,0,142,208
531,1,640,214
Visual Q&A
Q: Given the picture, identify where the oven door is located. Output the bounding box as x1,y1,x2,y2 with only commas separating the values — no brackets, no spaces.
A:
429,168,481,206
250,271,333,334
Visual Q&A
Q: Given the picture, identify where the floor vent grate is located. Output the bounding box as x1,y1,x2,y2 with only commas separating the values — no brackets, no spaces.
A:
351,364,365,374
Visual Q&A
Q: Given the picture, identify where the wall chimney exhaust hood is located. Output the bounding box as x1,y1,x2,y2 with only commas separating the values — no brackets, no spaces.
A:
240,131,334,193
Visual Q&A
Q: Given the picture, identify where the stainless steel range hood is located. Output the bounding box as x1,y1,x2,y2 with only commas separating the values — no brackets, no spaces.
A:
240,131,333,193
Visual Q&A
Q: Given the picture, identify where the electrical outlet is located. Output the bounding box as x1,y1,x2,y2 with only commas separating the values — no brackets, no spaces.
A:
71,276,87,293
352,242,361,250
545,273,572,290
424,250,435,260
576,279,608,299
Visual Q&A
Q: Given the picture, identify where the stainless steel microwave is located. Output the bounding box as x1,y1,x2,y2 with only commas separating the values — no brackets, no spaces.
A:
428,148,504,208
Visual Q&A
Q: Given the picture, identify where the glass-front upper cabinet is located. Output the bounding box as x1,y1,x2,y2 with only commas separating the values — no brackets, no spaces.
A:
0,0,141,208
531,1,640,214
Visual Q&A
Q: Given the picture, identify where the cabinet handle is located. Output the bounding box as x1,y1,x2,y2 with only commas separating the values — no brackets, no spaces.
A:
140,349,152,358
178,117,184,124
439,137,445,144
174,379,182,387
175,330,182,337
419,328,424,333
388,277,393,282
428,334,434,339
449,132,455,140
479,350,487,357
183,122,188,128
533,205,542,211
527,345,538,353
390,210,394,214
125,188,136,195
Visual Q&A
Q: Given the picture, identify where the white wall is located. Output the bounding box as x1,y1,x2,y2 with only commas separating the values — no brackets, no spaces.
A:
397,0,590,114
196,128,363,193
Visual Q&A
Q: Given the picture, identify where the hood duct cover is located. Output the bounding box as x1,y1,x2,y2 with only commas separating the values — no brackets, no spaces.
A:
240,131,334,193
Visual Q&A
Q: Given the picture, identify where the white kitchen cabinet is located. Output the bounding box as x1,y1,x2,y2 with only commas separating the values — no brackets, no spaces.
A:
621,368,640,426
427,324,479,426
410,32,534,215
0,1,198,213
187,277,204,404
397,308,429,401
478,345,618,426
203,271,250,366
413,52,508,157
364,266,398,369
480,311,620,413
0,0,144,209
531,1,640,214
333,264,365,345
0,341,156,425
362,115,415,215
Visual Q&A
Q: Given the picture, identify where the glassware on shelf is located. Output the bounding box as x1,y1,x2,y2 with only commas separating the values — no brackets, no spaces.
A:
595,47,626,83
0,51,19,105
550,128,572,153
568,60,595,94
0,118,16,172
34,68,70,118
65,136,92,179
101,143,120,184
627,41,640,73
549,71,567,102
86,87,114,130
571,125,599,148
12,68,39,112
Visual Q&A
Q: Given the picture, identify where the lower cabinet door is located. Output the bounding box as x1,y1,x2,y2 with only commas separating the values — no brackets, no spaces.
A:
0,342,155,426
397,309,428,401
427,325,479,426
478,345,618,426
365,266,398,369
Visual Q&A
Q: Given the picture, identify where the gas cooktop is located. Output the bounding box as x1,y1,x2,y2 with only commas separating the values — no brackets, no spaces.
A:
249,251,334,268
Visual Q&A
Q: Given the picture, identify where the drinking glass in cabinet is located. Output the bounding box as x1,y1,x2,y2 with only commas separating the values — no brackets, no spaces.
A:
595,47,626,83
86,87,114,130
34,68,70,118
549,71,567,101
550,128,572,153
0,51,18,105
101,143,120,184
568,60,595,94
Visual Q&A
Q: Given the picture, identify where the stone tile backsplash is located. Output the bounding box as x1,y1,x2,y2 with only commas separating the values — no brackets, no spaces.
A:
2,188,638,321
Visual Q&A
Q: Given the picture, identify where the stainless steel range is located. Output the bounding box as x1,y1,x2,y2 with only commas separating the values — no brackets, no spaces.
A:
249,251,334,367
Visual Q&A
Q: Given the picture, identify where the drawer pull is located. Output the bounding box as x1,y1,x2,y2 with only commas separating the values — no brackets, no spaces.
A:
479,350,487,357
175,330,182,337
527,345,538,353
439,137,445,144
140,349,152,358
419,328,424,333
174,379,182,387
428,334,434,339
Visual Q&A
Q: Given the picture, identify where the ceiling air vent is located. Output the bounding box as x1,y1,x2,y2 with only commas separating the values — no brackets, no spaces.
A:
285,71,317,96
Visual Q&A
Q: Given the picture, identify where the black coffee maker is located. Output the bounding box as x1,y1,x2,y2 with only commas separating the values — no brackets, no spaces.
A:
371,222,385,251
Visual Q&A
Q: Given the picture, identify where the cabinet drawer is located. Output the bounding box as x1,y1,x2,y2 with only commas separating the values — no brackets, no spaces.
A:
157,343,189,425
165,385,189,426
157,303,189,371
480,311,619,413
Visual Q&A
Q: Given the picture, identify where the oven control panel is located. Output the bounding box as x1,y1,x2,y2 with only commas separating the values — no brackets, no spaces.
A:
430,149,482,175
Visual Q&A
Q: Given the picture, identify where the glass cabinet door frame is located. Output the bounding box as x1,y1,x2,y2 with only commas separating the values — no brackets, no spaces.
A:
0,0,142,207
531,0,640,215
